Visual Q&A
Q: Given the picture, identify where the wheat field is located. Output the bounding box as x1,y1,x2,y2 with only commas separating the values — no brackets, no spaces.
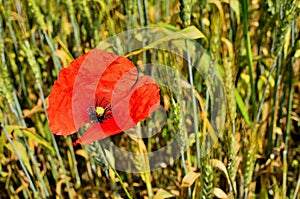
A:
0,0,300,198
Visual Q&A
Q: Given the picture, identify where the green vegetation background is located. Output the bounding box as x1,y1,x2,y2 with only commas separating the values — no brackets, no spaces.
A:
0,0,299,198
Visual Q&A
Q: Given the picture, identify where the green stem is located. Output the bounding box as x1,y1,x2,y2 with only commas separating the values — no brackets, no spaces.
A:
38,83,74,199
100,144,133,199
241,0,256,119
283,20,295,199
267,52,282,155
282,59,293,199
2,124,38,195
255,57,278,125
186,40,200,168
67,137,81,188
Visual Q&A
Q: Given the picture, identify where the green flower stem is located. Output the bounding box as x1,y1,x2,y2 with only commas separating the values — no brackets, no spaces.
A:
100,144,133,199
67,137,81,189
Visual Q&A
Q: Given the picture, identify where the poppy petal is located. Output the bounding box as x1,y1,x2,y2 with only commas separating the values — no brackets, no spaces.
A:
48,49,160,145
73,118,123,146
47,52,90,135
74,75,160,145
129,76,160,123
111,75,160,130
47,50,138,136
96,58,138,99
72,50,138,130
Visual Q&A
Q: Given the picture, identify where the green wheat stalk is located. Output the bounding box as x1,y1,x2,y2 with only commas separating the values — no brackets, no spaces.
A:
22,40,75,198
179,0,201,171
282,16,297,199
256,0,297,125
78,0,93,41
64,0,81,56
240,0,257,119
24,0,61,72
266,0,297,156
0,14,40,196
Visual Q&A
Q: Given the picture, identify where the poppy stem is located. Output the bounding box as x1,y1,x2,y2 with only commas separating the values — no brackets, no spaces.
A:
98,143,133,199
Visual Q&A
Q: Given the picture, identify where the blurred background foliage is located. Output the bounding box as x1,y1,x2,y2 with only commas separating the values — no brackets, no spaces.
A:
0,0,300,198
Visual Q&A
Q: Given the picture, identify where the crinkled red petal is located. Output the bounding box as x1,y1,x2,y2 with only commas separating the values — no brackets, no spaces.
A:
48,49,160,145
47,52,90,135
73,76,160,145
71,50,137,129
95,58,138,100
72,119,122,146
128,76,160,123
47,50,137,136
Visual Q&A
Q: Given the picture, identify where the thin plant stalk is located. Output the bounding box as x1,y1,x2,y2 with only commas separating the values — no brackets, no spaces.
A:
282,57,293,199
67,137,81,188
50,134,74,199
2,123,38,196
256,0,296,125
137,0,144,27
282,19,295,199
22,37,73,197
100,144,133,199
179,0,200,170
38,82,74,199
240,0,256,119
65,0,80,56
143,0,149,26
165,0,169,20
293,172,300,199
186,40,200,168
267,52,282,155
1,23,40,196
255,58,278,125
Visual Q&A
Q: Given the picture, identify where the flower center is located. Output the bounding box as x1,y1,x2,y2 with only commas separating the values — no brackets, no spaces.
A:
87,97,112,123
95,106,105,115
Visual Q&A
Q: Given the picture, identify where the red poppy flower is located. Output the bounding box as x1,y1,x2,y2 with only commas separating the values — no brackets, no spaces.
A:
47,49,160,146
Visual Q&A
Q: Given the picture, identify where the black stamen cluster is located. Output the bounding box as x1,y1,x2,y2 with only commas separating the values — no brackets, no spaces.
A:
87,97,113,123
